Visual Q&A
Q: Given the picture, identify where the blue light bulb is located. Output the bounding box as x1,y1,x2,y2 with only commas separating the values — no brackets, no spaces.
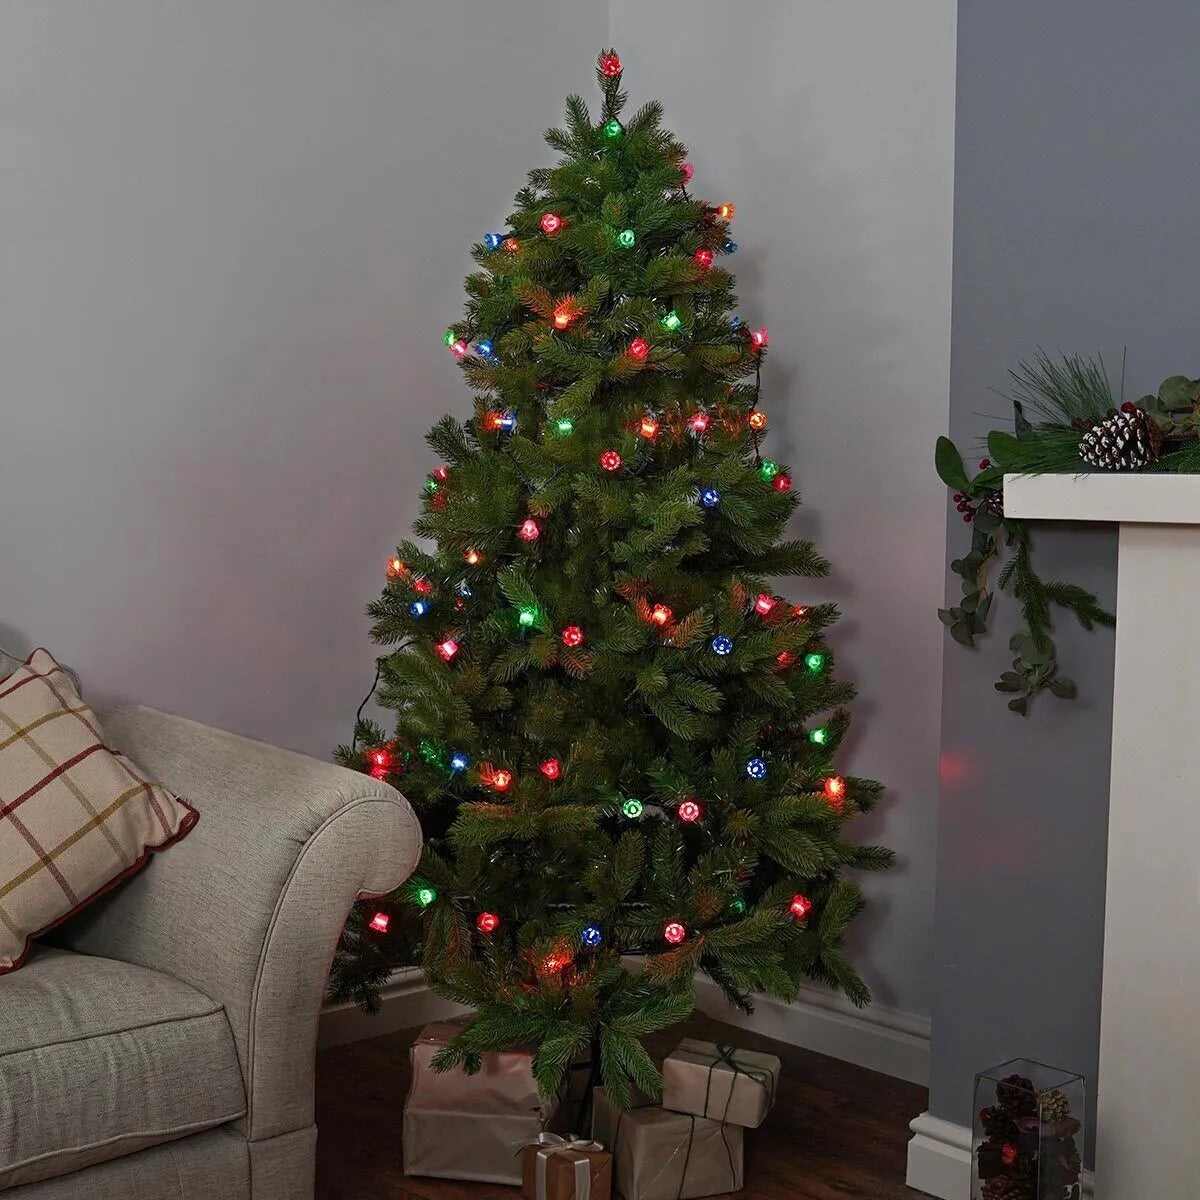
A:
712,635,734,656
409,599,429,618
449,752,469,772
475,339,494,358
730,316,742,328
700,487,721,508
484,233,504,249
457,580,472,598
581,925,603,948
498,412,516,432
745,757,767,780
724,239,738,254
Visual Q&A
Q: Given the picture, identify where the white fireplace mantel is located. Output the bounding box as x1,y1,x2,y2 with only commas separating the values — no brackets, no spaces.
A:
1003,471,1200,1199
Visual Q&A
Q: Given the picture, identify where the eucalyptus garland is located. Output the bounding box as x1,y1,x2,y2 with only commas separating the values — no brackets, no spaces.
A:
937,352,1200,714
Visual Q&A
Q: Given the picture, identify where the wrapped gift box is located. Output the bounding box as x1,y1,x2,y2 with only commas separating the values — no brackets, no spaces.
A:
661,1038,781,1129
403,1016,563,1184
591,1087,743,1200
521,1134,612,1200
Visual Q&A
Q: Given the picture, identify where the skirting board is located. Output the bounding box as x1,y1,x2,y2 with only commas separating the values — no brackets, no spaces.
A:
906,1111,1094,1198
319,969,930,1087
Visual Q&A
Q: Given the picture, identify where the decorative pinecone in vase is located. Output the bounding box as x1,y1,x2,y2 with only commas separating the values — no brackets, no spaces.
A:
981,1175,1035,1200
1078,404,1163,470
1038,1087,1071,1123
997,1074,1038,1117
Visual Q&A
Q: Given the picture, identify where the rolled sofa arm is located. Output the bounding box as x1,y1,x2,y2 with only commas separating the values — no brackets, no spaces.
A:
50,704,421,1144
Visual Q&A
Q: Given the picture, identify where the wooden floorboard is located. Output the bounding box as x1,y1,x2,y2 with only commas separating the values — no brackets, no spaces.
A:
315,1011,930,1200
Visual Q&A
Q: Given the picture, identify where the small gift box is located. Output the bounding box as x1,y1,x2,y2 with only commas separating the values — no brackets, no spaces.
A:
521,1133,612,1200
403,1016,564,1184
661,1037,781,1129
591,1087,743,1200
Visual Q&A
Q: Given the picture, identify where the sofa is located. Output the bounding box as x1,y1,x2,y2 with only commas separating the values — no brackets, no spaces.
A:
0,703,421,1199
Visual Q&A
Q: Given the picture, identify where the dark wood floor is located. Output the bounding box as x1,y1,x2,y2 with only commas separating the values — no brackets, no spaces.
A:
315,1011,929,1200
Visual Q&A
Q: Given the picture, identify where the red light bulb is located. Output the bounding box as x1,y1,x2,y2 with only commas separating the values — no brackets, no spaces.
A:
792,604,808,618
650,603,673,627
680,162,694,183
542,951,569,974
599,52,622,77
451,340,469,359
518,519,540,542
790,893,812,920
678,799,702,823
824,776,846,802
485,411,504,431
755,594,775,615
413,578,433,595
465,548,482,565
540,213,563,235
663,920,687,945
775,651,795,670
553,304,573,330
561,625,584,648
490,768,512,792
600,450,622,471
503,237,520,254
716,203,736,220
387,556,406,579
369,911,390,933
690,412,710,433
639,415,659,439
694,248,714,269
751,328,769,349
628,338,649,361
367,745,391,774
476,911,500,934
773,473,792,492
437,638,459,662
432,465,450,481
540,759,561,780
748,410,767,431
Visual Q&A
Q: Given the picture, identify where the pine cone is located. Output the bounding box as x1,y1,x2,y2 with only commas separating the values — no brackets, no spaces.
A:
1078,405,1163,470
981,1176,1035,1200
1038,1088,1071,1123
980,1105,1016,1140
996,1074,1038,1117
981,489,1005,518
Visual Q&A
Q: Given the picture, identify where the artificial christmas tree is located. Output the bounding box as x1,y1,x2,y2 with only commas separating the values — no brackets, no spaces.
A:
333,49,892,1107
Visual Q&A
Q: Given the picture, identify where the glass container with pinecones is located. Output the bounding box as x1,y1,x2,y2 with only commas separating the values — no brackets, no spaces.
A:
972,1059,1085,1200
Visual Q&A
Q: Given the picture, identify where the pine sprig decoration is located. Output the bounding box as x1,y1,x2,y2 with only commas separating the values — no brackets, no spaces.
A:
334,48,885,1104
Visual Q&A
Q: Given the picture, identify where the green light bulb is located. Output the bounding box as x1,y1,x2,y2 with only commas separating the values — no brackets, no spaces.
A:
418,739,444,767
810,727,828,745
805,652,826,673
555,417,574,435
618,228,636,248
759,459,779,481
443,328,455,346
729,896,747,914
424,479,439,494
415,886,437,908
621,798,644,818
661,310,682,332
518,607,537,628
603,119,623,139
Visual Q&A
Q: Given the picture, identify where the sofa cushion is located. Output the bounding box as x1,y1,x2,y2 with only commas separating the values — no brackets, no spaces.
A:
0,649,198,974
0,946,246,1190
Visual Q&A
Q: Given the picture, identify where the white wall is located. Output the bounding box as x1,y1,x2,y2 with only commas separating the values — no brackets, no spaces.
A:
609,0,956,1020
0,1,605,755
1,1,954,1024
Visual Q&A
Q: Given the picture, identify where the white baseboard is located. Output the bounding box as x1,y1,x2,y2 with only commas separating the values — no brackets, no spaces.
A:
905,1111,1094,1199
319,969,930,1087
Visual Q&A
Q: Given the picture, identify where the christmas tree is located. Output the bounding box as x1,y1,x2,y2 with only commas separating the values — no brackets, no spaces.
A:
333,50,892,1105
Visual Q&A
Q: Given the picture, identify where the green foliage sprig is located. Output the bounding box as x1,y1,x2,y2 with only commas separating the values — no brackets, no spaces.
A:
935,351,1200,713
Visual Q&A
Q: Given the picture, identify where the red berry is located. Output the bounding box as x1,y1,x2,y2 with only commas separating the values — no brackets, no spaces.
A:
979,458,990,469
957,502,968,512
963,513,973,522
953,493,964,502
1121,401,1136,413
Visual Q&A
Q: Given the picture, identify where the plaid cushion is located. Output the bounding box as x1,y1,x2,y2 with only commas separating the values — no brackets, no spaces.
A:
0,648,198,973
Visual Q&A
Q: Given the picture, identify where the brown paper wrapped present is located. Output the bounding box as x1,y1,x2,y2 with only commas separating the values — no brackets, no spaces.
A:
403,1016,564,1184
521,1133,612,1200
661,1038,781,1128
591,1087,743,1200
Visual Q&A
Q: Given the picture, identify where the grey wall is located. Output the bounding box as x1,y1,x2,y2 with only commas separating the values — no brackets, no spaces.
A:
931,0,1200,1135
610,0,956,1024
0,1,605,755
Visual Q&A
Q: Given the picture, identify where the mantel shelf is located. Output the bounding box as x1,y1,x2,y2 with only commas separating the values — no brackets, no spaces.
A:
1003,471,1200,525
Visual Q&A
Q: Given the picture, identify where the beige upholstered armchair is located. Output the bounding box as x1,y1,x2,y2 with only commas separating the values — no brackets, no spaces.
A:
0,704,420,1199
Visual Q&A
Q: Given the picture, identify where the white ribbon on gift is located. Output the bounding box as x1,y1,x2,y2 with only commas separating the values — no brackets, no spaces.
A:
531,1132,605,1200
